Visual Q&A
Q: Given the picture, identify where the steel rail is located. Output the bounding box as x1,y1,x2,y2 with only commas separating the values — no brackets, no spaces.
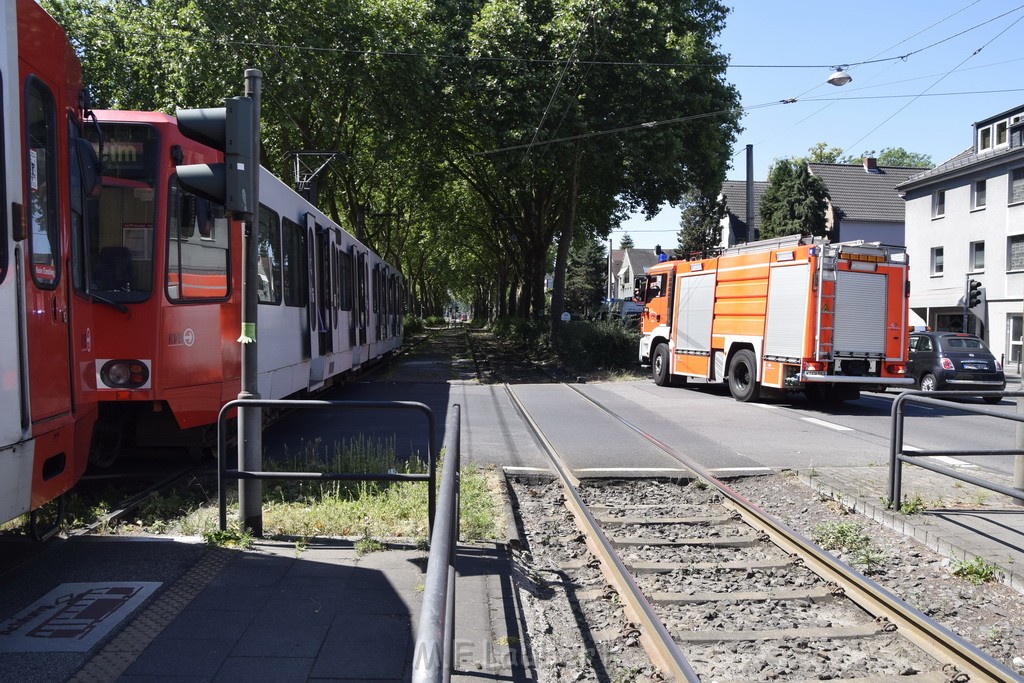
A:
564,382,1020,682
502,383,700,682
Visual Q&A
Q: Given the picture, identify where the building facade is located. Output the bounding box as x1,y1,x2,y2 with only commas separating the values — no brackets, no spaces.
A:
897,104,1024,370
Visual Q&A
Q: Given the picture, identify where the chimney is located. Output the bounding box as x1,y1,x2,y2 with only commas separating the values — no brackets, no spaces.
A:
863,157,880,174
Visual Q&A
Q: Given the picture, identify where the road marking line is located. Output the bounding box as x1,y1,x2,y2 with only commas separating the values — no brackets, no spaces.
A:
900,446,976,468
801,417,853,431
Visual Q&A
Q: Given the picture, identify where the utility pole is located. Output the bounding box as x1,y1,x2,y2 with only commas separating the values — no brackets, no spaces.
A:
607,238,613,301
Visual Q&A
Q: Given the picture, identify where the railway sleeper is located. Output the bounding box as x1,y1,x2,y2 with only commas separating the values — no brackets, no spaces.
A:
595,514,737,526
625,558,796,573
650,585,840,604
674,622,892,643
609,533,764,547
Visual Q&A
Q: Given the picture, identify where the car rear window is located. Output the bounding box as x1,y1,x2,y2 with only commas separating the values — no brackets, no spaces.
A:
941,336,986,351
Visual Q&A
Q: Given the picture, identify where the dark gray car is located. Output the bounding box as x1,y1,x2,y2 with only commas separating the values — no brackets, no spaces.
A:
907,332,1006,403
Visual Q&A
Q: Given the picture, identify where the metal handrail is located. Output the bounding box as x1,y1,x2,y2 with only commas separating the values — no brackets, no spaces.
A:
888,390,1024,506
216,399,436,532
412,405,461,683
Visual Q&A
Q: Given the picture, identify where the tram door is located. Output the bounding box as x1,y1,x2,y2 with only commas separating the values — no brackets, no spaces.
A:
22,70,72,424
304,213,319,360
315,223,332,355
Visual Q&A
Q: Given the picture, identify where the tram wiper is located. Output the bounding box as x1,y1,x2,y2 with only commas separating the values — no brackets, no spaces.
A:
90,293,129,314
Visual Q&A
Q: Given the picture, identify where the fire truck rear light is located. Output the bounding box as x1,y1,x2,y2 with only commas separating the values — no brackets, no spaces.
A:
803,361,825,372
885,363,906,375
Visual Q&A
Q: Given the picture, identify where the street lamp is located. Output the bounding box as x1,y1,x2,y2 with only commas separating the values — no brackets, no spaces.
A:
827,66,852,86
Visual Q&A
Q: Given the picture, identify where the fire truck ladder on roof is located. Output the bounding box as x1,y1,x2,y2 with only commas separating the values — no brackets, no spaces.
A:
815,248,839,361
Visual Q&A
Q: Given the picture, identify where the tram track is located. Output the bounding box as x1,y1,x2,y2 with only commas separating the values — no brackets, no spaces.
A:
467,331,1021,680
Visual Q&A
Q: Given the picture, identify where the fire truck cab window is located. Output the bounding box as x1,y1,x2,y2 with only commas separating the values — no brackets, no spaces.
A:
646,274,667,301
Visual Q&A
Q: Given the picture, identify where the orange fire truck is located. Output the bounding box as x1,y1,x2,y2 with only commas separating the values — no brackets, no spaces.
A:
637,234,915,402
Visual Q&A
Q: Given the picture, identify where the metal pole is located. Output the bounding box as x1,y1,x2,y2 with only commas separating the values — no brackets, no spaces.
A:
1016,394,1024,506
607,238,613,301
238,69,263,535
962,274,969,335
746,144,754,241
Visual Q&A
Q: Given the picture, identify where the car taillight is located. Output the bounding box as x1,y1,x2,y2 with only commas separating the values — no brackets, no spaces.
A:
996,358,1003,371
940,357,955,371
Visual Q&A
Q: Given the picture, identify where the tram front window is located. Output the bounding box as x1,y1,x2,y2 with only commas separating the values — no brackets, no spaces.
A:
84,123,159,303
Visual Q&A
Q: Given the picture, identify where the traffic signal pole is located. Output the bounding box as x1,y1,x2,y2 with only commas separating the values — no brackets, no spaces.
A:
239,69,263,535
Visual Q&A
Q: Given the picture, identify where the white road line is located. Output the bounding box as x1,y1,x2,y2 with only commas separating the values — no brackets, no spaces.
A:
900,446,976,468
801,417,853,431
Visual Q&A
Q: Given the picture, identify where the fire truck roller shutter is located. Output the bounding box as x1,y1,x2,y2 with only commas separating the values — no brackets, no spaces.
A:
833,270,887,356
764,263,810,360
674,274,715,353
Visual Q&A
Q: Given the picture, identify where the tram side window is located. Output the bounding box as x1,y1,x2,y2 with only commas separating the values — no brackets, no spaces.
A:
257,205,282,305
26,78,59,288
167,178,229,301
282,217,307,307
338,249,353,311
0,71,6,283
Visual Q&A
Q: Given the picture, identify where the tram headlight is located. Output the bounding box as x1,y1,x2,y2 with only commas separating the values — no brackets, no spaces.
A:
99,359,150,389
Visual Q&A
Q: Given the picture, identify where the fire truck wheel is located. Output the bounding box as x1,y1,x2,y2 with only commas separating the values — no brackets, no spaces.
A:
728,349,759,402
653,344,673,386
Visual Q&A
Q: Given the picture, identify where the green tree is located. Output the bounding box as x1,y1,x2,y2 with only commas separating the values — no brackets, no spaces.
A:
675,191,725,258
618,233,635,250
802,142,845,164
839,147,933,168
564,235,608,316
759,159,830,239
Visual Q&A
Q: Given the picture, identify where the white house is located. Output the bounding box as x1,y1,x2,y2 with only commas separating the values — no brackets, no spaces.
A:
897,104,1024,369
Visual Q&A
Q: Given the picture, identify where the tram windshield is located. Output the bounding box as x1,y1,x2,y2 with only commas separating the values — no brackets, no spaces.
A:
84,123,159,303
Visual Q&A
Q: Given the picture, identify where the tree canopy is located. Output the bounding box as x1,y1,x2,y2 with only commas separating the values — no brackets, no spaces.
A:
45,0,742,325
759,159,829,239
675,191,725,258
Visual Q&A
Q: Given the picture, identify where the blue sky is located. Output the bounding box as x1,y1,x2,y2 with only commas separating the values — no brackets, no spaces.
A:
617,0,1024,249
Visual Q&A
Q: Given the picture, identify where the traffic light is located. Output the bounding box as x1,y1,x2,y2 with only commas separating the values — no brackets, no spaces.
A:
175,96,255,218
967,279,982,308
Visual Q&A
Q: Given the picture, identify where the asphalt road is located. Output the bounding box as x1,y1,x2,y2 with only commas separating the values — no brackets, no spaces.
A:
260,341,1024,482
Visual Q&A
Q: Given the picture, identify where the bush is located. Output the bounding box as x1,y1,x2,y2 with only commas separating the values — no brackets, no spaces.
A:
424,315,445,327
403,315,425,335
490,317,548,347
551,319,639,371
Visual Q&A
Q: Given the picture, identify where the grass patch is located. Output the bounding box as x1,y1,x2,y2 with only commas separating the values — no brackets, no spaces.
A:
952,556,998,584
899,494,927,515
812,521,871,551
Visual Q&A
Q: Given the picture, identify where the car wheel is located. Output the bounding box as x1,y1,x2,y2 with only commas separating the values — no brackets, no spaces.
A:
919,373,937,392
653,344,672,387
728,349,759,402
983,396,1003,405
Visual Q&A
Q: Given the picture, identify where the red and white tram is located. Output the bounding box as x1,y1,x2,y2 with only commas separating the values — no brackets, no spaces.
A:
85,110,404,465
2,0,102,530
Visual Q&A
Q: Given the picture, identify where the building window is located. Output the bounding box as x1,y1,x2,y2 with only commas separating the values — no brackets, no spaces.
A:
932,189,945,218
1012,168,1024,204
931,246,943,276
997,121,1008,146
1009,235,1024,272
1008,314,1023,369
973,179,986,209
979,126,992,150
970,241,985,271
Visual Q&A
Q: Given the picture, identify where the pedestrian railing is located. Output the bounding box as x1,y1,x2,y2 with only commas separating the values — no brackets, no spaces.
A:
888,390,1024,507
216,399,437,532
413,404,461,683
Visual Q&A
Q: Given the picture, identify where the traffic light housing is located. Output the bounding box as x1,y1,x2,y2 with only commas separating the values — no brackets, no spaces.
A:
175,96,254,218
967,279,982,308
